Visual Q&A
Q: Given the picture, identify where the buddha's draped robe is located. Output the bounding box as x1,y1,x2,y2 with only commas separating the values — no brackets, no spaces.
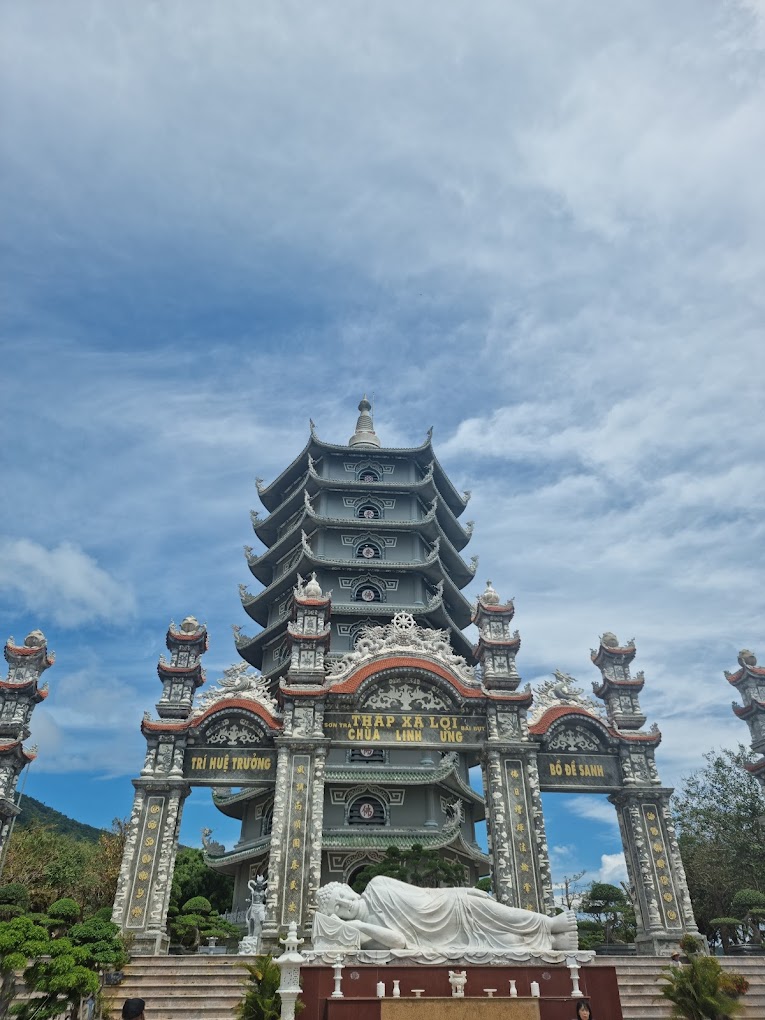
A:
360,876,552,952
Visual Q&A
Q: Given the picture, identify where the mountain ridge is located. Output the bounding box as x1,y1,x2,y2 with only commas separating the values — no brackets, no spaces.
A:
15,794,106,842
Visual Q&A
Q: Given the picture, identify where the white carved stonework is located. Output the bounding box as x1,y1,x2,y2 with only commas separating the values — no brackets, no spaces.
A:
325,613,478,687
205,718,263,745
363,681,453,713
192,662,280,718
545,726,601,753
529,670,606,725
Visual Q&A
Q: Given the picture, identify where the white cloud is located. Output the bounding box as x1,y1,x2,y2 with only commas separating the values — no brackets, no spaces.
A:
0,539,136,628
566,799,621,830
0,0,761,860
597,853,628,885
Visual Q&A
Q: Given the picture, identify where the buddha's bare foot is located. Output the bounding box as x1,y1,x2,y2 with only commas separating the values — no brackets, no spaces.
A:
549,908,577,935
551,929,579,951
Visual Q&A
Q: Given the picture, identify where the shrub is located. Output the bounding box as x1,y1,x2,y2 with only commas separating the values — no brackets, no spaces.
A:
47,898,80,925
719,972,750,998
0,884,30,910
0,905,25,922
182,896,213,915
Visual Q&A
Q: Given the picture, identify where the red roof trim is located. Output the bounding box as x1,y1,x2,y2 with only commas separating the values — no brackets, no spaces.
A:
142,698,283,734
167,630,208,645
727,665,765,684
324,656,483,698
528,704,660,744
733,699,765,718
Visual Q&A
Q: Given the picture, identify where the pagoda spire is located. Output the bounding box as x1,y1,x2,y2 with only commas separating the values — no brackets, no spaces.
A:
348,395,381,448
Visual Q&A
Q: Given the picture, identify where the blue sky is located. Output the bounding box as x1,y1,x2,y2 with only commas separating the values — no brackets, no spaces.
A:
1,0,763,899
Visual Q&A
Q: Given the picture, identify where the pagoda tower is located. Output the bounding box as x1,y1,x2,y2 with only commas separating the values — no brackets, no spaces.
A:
236,396,477,680
0,630,54,871
209,398,489,917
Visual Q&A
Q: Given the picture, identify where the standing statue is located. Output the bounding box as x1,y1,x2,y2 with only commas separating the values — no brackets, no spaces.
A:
238,875,267,954
313,876,578,954
247,875,267,938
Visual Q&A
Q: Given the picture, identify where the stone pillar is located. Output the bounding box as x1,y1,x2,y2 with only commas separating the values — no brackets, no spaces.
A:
0,630,53,876
112,778,190,955
261,734,328,947
610,787,698,954
482,743,553,913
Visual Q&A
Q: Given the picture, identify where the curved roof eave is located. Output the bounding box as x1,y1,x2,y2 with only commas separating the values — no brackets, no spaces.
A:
430,451,469,517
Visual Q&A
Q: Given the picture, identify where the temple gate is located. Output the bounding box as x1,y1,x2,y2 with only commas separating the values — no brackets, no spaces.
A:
113,401,699,956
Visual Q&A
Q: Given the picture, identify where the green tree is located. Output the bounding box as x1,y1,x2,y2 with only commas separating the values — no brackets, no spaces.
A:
0,916,49,1017
0,890,127,1018
171,847,235,915
2,825,98,911
673,747,765,941
351,845,467,892
579,882,636,944
730,889,765,945
169,895,239,950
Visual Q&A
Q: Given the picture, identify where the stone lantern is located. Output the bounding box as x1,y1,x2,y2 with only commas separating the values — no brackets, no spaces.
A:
275,922,305,1020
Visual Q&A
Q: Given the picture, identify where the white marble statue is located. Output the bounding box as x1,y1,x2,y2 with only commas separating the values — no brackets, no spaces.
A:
312,876,578,954
246,875,267,938
238,875,267,954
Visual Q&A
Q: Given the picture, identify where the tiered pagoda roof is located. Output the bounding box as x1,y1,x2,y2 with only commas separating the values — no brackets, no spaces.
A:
235,399,477,678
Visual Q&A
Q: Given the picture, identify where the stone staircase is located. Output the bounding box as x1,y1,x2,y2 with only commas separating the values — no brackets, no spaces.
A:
590,954,765,1020
102,955,256,1020
101,954,765,1020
